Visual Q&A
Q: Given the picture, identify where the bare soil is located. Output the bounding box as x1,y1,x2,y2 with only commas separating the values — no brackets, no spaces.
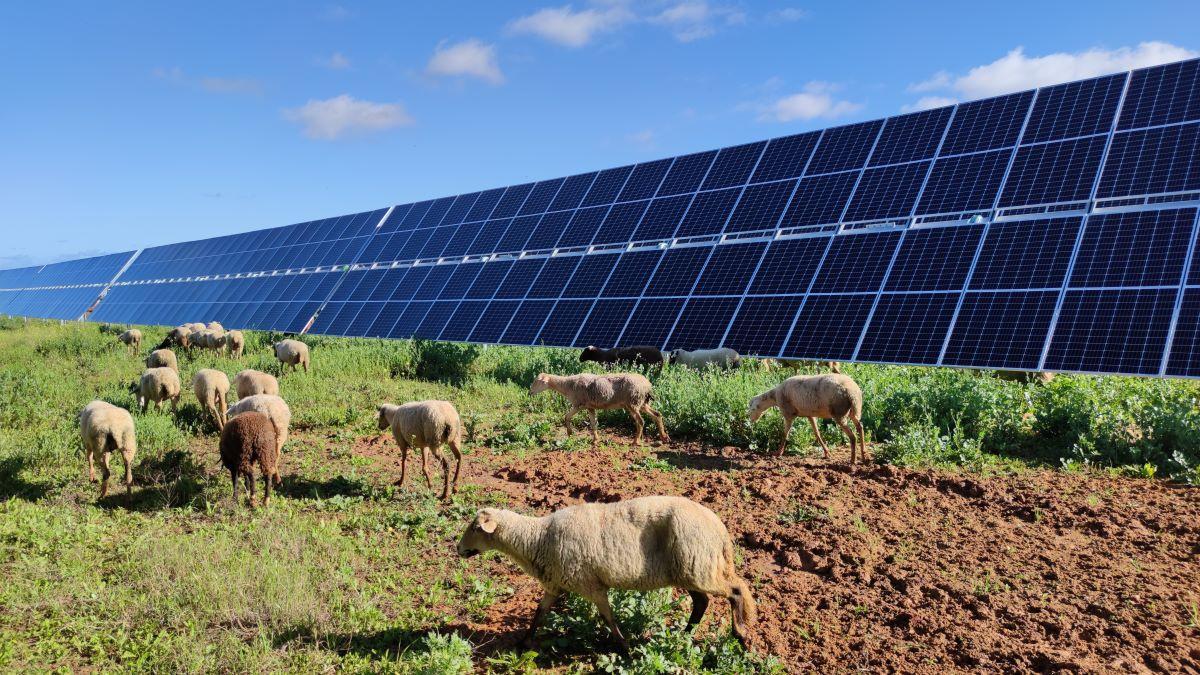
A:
353,432,1200,674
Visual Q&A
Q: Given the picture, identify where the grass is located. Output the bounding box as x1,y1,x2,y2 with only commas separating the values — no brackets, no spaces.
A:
1,318,1199,671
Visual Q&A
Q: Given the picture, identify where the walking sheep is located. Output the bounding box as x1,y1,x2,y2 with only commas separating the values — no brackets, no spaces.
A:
220,411,280,508
134,367,182,414
377,401,464,500
669,347,741,370
579,345,666,368
78,400,137,499
273,339,310,374
227,394,291,459
117,329,142,353
530,372,668,448
457,496,756,651
748,374,867,463
233,369,279,398
145,348,178,373
192,369,230,430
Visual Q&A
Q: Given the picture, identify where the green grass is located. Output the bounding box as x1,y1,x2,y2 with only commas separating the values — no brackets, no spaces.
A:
1,318,1198,672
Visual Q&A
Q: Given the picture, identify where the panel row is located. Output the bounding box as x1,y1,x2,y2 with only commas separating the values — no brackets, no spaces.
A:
0,251,134,290
0,286,103,320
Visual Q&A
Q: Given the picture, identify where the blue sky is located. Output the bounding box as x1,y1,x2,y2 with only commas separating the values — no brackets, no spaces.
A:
1,1,1197,268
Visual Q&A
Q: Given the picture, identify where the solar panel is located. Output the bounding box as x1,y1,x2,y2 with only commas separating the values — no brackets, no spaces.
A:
6,58,1200,379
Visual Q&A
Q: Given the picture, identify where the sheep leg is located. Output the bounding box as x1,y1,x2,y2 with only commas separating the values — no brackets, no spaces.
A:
445,437,463,496
855,418,868,461
419,447,433,490
586,590,630,654
643,404,669,442
523,588,562,646
245,472,256,508
122,449,134,495
589,410,599,448
808,417,831,459
171,396,178,414
626,405,644,446
436,449,451,500
98,453,111,498
775,415,795,457
87,448,96,483
561,405,581,437
262,471,272,507
230,468,239,506
686,591,709,631
835,417,857,464
397,443,409,488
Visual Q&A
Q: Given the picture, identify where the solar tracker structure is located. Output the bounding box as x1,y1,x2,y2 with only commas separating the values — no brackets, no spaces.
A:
4,58,1200,379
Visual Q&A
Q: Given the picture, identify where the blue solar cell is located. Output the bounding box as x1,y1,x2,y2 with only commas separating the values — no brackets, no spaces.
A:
1165,288,1200,376
1097,123,1200,199
748,237,829,295
783,294,874,360
941,90,1034,155
418,225,458,258
440,222,483,258
536,300,592,346
399,201,434,230
528,255,582,298
999,135,1108,207
469,301,519,342
618,298,684,348
658,151,717,196
523,211,571,250
750,132,821,183
1068,208,1195,287
491,183,535,218
724,295,805,356
633,196,691,241
439,263,483,299
843,161,930,222
345,302,384,336
495,258,545,299
725,180,795,232
645,246,711,296
603,250,663,297
519,178,566,216
390,302,433,337
496,215,541,253
966,217,1082,290
1023,73,1125,144
583,165,634,207
419,197,456,228
807,120,883,174
389,265,432,301
576,299,636,347
593,201,650,245
556,207,608,248
943,290,1059,369
1119,58,1200,130
668,297,741,350
779,171,858,227
916,149,1011,215
348,269,388,301
563,254,619,297
366,302,406,337
438,301,486,341
619,159,672,202
412,265,456,300
396,228,435,260
549,172,598,212
310,301,346,334
414,301,457,338
703,142,766,190
466,260,515,299
676,188,739,237
465,188,507,222
439,192,480,226
870,107,953,166
1044,288,1177,374
810,232,902,293
501,300,555,344
467,219,514,254
884,225,983,291
693,242,766,295
857,292,960,364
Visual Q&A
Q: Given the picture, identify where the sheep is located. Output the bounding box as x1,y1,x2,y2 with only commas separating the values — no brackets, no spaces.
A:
134,367,182,413
183,322,207,332
769,359,841,374
457,495,756,651
192,369,230,430
376,401,463,500
221,330,245,358
579,345,666,368
117,329,142,353
154,325,192,351
748,374,867,463
669,347,741,370
78,400,137,498
226,394,291,459
273,339,310,374
145,348,179,373
206,321,224,332
233,369,279,398
530,372,668,448
220,411,280,508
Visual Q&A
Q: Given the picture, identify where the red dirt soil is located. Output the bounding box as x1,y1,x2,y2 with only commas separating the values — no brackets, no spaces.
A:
356,434,1200,673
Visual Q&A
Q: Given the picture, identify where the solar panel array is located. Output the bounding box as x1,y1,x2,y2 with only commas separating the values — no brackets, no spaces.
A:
4,58,1200,378
0,252,136,320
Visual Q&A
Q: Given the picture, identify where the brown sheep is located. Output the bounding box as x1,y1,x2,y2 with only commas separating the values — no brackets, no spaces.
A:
219,411,280,508
748,374,867,462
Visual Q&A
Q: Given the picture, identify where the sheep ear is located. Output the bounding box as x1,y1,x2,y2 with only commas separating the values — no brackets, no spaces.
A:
479,514,498,533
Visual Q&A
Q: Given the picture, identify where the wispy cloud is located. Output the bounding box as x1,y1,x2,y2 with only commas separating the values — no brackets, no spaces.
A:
649,1,745,42
901,95,958,113
318,52,352,70
509,1,748,46
626,129,656,149
507,4,633,47
766,7,808,23
756,81,862,122
426,39,505,84
153,67,262,95
321,4,354,21
283,95,414,140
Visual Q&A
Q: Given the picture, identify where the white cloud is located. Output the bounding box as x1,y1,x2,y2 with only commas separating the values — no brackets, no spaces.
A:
426,39,505,84
626,129,656,148
908,70,950,93
283,95,414,140
767,7,808,23
507,4,633,47
319,52,351,70
650,1,745,42
761,81,862,122
153,67,262,95
901,95,958,113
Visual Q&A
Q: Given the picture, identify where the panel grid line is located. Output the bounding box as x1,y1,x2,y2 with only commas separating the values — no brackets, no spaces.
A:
1159,207,1200,374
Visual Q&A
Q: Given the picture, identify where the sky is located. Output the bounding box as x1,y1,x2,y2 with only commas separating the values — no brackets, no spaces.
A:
1,1,1198,268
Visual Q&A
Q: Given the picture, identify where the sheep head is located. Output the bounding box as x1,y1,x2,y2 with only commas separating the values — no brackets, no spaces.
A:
668,349,682,364
529,373,553,396
748,390,778,423
376,404,397,430
579,346,599,362
457,508,501,558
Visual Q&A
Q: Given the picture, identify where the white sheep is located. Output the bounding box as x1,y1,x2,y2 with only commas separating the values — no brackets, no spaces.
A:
273,339,310,374
183,322,207,332
748,373,867,462
192,369,230,430
78,400,137,498
117,329,142,353
222,330,245,358
145,348,179,373
206,321,224,332
233,369,279,398
530,372,668,448
668,347,741,370
136,367,182,413
377,401,464,500
457,495,757,651
227,394,291,459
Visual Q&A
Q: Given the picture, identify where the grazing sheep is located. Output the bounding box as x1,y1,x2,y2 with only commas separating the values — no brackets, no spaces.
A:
145,348,178,373
273,339,310,374
117,329,142,353
154,326,191,351
579,345,666,368
184,322,207,332
134,367,182,413
227,394,291,458
748,374,867,463
222,330,245,358
220,411,280,508
78,400,137,498
376,401,463,500
207,321,224,332
530,372,668,448
192,369,230,430
669,347,741,370
457,496,756,651
233,369,279,398
994,370,1055,384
